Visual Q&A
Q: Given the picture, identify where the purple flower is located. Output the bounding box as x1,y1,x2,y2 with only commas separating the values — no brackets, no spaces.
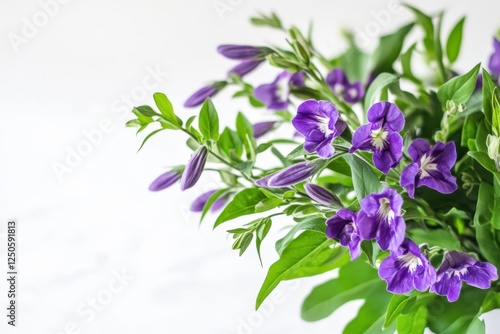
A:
149,170,181,191
255,160,322,188
430,251,498,302
326,209,361,260
184,82,226,108
357,188,406,252
228,59,264,77
253,121,276,139
255,71,305,110
350,102,405,174
379,238,436,294
400,139,458,199
488,37,500,76
326,68,365,104
292,100,347,158
304,183,341,207
180,146,208,191
217,45,268,60
190,190,227,212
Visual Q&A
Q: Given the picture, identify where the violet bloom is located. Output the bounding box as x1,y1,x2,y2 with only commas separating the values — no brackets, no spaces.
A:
255,71,305,110
400,139,458,199
350,102,405,174
217,44,268,60
180,146,208,191
357,188,406,252
253,121,276,139
430,251,498,302
305,183,341,207
379,238,436,294
292,100,347,158
228,59,264,77
255,160,322,188
184,82,226,108
488,37,500,76
190,190,227,212
326,209,361,260
149,170,181,191
326,68,365,104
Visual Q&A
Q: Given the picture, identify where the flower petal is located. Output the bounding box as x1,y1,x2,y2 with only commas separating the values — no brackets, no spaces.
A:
400,163,419,199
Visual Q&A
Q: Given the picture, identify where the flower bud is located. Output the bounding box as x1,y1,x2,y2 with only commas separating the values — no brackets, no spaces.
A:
180,146,208,191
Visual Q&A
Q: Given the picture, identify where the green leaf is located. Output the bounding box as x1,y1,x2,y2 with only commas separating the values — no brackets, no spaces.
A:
198,99,220,141
214,188,267,228
256,231,348,309
384,294,417,329
344,155,381,201
468,151,498,174
135,105,158,117
153,93,179,127
132,107,154,126
474,183,500,268
371,23,414,73
301,258,385,321
137,128,166,152
364,73,399,112
218,127,243,160
397,305,428,334
437,63,480,107
401,43,421,84
255,197,282,213
446,17,465,64
200,188,231,224
407,228,460,250
275,216,326,255
483,69,499,131
256,217,272,265
236,112,256,161
404,4,434,58
461,112,484,149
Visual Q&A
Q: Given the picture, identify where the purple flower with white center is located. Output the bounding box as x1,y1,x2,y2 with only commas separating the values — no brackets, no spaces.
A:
253,121,276,139
379,238,436,294
228,59,264,77
149,170,181,191
430,251,498,302
292,100,347,158
357,188,406,252
255,160,322,188
184,82,226,108
180,146,208,191
326,209,361,260
190,190,227,212
217,44,269,60
400,139,458,199
350,102,405,174
326,68,365,104
255,71,305,110
304,183,341,207
488,37,500,76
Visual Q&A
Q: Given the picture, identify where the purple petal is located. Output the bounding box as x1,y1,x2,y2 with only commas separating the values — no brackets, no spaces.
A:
489,38,500,75
253,121,276,139
408,138,432,162
367,102,405,132
256,161,321,188
376,216,405,252
343,82,365,104
464,262,498,289
400,163,419,199
326,68,348,93
217,44,265,60
190,190,217,212
180,146,208,191
356,210,378,240
228,59,264,77
149,171,181,191
430,274,462,302
184,85,220,108
290,72,305,87
350,124,373,152
419,169,457,195
430,141,457,169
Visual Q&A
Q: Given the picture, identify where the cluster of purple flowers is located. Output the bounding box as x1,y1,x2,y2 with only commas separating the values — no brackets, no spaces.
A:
326,68,365,104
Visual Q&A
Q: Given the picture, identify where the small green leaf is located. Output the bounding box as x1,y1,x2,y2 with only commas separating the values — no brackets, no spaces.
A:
401,43,421,84
256,231,348,309
135,105,158,117
407,228,460,250
468,151,498,174
364,73,399,112
275,216,326,255
199,99,220,141
483,69,500,132
153,93,179,127
344,154,381,201
137,128,166,152
384,294,417,329
200,188,231,224
214,188,267,228
218,127,243,160
255,198,282,213
437,63,480,107
446,17,465,64
475,183,500,268
397,305,428,334
371,23,414,73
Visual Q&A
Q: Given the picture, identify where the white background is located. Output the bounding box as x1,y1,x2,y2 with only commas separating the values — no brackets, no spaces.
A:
1,0,500,333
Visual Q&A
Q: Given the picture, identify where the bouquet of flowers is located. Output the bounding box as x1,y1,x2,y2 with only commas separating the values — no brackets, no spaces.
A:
126,5,500,333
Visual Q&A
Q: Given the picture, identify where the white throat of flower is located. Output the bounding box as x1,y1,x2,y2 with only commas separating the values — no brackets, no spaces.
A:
276,77,290,102
333,83,344,95
315,115,333,136
378,197,395,223
447,267,469,278
371,127,389,150
346,87,358,99
399,253,423,273
419,154,438,178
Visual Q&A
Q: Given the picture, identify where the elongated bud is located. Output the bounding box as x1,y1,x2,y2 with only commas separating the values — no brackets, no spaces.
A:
180,146,208,191
253,121,276,139
304,183,342,207
228,59,264,77
217,45,271,60
149,169,182,191
190,190,227,212
184,82,226,108
255,160,323,188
